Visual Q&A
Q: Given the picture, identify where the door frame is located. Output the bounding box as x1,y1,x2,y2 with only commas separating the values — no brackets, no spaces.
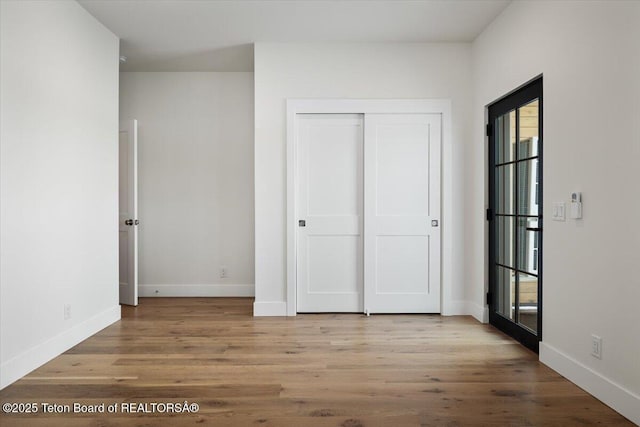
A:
285,99,452,316
487,76,543,352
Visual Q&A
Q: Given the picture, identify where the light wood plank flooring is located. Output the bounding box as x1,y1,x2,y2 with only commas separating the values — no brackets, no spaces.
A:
0,298,633,426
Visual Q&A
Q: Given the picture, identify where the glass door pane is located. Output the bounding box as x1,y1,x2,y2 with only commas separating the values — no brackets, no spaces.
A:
496,165,514,214
517,218,538,275
517,159,539,216
518,272,538,333
518,99,539,159
496,266,515,320
496,216,514,268
496,110,516,164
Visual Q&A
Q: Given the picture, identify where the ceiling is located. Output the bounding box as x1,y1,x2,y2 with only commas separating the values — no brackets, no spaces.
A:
79,0,511,72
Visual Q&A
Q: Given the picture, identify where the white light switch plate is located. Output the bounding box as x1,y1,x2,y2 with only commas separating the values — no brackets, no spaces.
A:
552,202,565,221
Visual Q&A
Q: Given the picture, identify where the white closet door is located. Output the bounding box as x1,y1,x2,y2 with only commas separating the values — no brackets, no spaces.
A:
297,114,364,312
364,114,441,313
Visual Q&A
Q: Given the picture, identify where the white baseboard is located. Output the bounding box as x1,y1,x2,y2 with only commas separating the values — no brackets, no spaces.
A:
540,342,640,425
139,284,254,297
0,305,121,390
442,299,467,316
253,301,287,316
442,300,488,323
466,301,488,323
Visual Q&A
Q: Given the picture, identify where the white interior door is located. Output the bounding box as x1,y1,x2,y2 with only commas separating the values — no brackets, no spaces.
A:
119,119,138,306
364,114,441,313
297,114,363,312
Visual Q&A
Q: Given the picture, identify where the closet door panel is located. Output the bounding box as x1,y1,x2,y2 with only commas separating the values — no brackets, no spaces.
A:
364,114,441,313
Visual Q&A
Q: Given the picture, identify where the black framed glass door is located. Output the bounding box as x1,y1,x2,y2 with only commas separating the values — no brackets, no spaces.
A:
488,77,542,353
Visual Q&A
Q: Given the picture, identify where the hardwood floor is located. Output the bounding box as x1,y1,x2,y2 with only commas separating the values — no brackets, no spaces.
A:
0,298,633,426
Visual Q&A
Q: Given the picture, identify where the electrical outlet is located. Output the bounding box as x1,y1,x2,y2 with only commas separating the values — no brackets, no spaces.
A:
220,267,228,279
591,334,602,359
64,304,71,320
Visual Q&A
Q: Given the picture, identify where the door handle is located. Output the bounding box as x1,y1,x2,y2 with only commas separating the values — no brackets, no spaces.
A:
526,227,542,232
431,220,439,227
125,219,134,226
298,220,306,227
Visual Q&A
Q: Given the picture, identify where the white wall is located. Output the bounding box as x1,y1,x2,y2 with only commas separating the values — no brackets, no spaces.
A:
0,0,120,388
254,43,471,316
470,1,640,423
119,72,255,296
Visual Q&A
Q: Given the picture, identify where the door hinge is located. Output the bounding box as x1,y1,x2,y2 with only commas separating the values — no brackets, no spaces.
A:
486,208,493,221
486,123,493,137
486,292,493,306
